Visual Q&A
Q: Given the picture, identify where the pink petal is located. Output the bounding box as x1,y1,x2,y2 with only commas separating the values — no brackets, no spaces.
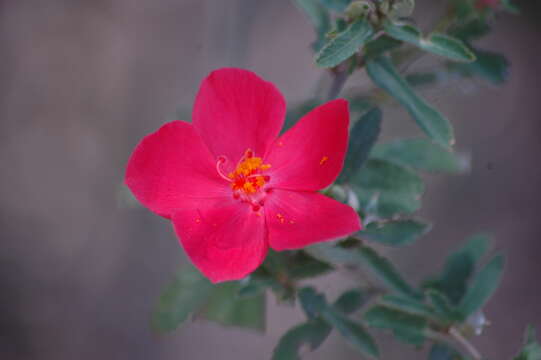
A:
192,68,286,163
125,121,229,218
172,203,268,283
264,189,361,251
265,99,349,191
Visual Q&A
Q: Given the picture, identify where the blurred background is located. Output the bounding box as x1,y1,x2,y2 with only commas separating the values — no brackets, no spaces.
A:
1,0,540,359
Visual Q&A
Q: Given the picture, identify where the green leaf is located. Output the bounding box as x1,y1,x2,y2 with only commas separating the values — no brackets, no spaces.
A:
360,219,432,246
514,326,541,360
294,0,331,51
202,282,266,331
352,158,424,217
319,0,352,12
459,254,505,317
383,22,475,62
338,107,382,182
406,72,439,88
372,138,468,174
364,305,427,345
450,19,491,42
288,251,333,279
272,319,332,360
315,18,374,68
501,0,520,14
381,295,438,319
428,233,490,304
299,287,328,319
364,35,403,59
321,308,379,358
359,246,422,300
428,343,464,360
151,267,213,332
334,289,367,314
426,289,460,321
366,56,454,147
450,48,509,84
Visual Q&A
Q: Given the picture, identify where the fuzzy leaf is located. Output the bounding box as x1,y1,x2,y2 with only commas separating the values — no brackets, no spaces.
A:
315,18,374,68
384,22,475,62
372,138,467,173
272,319,332,360
338,107,382,182
202,282,266,331
359,246,422,300
364,305,428,345
459,254,505,317
151,267,213,332
334,289,367,314
428,343,464,360
366,56,454,147
360,219,432,246
514,326,541,360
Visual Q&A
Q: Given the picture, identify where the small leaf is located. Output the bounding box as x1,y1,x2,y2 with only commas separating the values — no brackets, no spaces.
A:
428,233,490,304
202,282,266,331
360,219,432,246
501,0,520,14
334,289,367,314
364,305,428,345
381,295,438,319
459,254,505,317
450,19,491,42
359,246,422,300
288,251,333,279
322,308,380,358
319,0,352,12
428,343,464,360
423,34,476,62
338,107,382,182
299,287,327,319
151,267,213,332
272,319,332,360
426,289,460,321
366,56,454,147
315,18,374,68
449,48,509,84
372,138,468,174
514,326,541,360
352,158,424,217
364,35,403,59
384,22,475,62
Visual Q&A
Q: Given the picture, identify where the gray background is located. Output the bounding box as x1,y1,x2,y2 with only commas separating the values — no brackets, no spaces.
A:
1,0,540,359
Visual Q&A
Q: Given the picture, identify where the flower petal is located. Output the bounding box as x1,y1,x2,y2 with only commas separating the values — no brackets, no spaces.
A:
265,99,349,191
265,189,361,251
125,121,229,218
192,68,286,162
172,203,268,283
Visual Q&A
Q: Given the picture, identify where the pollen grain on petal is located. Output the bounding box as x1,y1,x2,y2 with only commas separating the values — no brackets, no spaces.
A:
319,156,329,165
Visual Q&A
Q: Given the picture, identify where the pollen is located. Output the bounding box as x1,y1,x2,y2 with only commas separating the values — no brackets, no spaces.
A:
320,156,329,165
227,149,271,195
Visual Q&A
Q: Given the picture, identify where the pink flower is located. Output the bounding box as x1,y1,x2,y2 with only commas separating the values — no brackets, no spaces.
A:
125,68,361,283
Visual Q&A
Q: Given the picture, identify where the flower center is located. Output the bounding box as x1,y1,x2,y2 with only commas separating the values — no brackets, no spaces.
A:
216,149,271,211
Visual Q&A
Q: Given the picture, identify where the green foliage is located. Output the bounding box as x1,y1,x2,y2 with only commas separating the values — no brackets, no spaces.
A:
372,138,467,174
273,319,332,360
358,246,423,300
352,158,424,217
364,305,428,345
424,233,490,304
383,22,476,62
459,254,505,317
315,18,374,68
202,282,266,331
449,49,510,84
296,287,379,358
366,56,454,147
338,107,382,182
514,326,541,360
334,289,367,314
360,219,432,246
151,267,213,332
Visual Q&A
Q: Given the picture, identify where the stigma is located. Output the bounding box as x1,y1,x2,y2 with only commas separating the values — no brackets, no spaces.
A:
216,149,271,210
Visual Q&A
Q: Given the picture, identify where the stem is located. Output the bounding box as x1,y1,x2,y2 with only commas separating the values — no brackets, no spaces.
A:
449,327,482,360
326,65,350,101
